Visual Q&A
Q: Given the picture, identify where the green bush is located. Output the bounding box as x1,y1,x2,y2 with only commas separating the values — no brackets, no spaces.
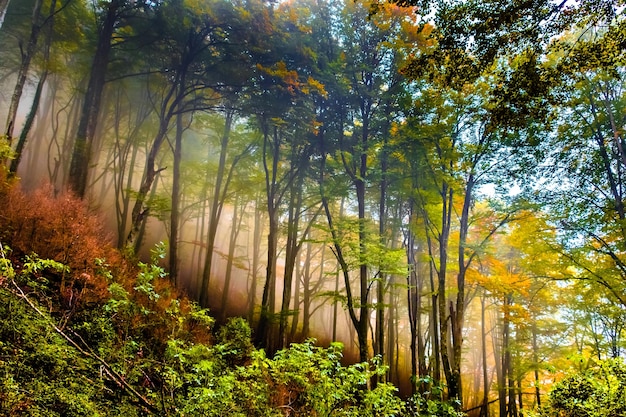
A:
542,359,626,417
0,244,466,416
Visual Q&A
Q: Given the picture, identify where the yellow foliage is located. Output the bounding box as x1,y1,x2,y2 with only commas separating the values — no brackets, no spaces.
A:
307,76,327,98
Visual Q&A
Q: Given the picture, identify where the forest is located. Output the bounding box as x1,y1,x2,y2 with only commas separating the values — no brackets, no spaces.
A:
0,0,624,415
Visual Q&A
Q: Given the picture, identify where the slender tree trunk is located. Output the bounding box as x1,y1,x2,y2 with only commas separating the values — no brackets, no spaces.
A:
126,68,186,251
516,377,523,417
289,243,303,341
48,82,81,188
450,174,475,406
499,295,510,417
278,169,304,349
169,110,184,284
332,197,345,341
9,0,56,174
387,280,397,384
200,111,234,305
256,125,280,349
4,0,43,144
532,321,541,408
320,125,367,362
427,232,441,387
115,134,140,248
248,194,264,322
220,199,244,321
302,251,312,339
414,181,440,385
126,119,169,248
481,294,490,417
375,133,388,377
438,183,456,400
508,356,517,417
0,0,11,29
193,146,216,295
407,209,420,394
10,69,45,173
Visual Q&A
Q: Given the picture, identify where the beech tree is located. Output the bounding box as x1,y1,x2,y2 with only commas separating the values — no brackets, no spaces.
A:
4,0,44,145
124,0,245,250
245,0,327,349
317,0,419,364
68,0,154,197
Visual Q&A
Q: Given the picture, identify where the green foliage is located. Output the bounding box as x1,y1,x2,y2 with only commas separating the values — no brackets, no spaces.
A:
216,317,254,366
407,376,465,417
267,341,404,416
4,243,454,416
542,359,626,417
134,241,167,303
0,135,15,161
0,269,106,416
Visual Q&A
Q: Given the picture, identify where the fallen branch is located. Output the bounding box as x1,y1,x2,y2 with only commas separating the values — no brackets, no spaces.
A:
10,279,159,414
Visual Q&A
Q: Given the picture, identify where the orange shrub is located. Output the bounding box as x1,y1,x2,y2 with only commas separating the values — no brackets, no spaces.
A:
0,171,111,309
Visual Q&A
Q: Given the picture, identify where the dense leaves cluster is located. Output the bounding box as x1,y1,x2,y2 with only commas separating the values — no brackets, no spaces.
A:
541,360,626,417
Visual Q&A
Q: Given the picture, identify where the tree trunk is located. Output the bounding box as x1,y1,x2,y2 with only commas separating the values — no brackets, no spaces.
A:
9,0,56,174
168,110,184,285
126,118,169,248
255,124,281,349
427,232,441,387
407,226,419,394
450,174,475,406
114,131,140,248
331,197,345,341
375,133,388,376
248,193,265,323
4,0,43,145
48,79,81,188
532,321,541,408
200,111,234,305
126,65,187,251
69,0,120,197
356,129,369,364
438,183,456,400
499,295,511,417
278,168,304,349
220,198,244,321
289,242,303,341
481,294,490,417
0,0,11,29
387,280,397,385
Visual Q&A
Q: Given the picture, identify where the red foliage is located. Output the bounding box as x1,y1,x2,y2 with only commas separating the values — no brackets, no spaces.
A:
0,171,112,308
0,170,213,347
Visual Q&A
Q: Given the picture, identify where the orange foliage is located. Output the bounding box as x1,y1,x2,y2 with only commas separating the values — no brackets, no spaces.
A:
0,170,215,351
0,171,113,308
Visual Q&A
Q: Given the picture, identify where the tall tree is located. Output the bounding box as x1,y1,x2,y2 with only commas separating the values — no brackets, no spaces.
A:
125,0,244,251
197,109,256,306
317,0,417,363
543,28,626,309
68,0,151,197
8,0,59,174
248,0,325,349
3,0,43,144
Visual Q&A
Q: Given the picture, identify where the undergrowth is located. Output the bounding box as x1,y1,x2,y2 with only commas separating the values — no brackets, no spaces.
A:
0,170,464,416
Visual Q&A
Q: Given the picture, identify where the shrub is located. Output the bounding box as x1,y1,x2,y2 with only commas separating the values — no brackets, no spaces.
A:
542,359,626,417
0,173,112,310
